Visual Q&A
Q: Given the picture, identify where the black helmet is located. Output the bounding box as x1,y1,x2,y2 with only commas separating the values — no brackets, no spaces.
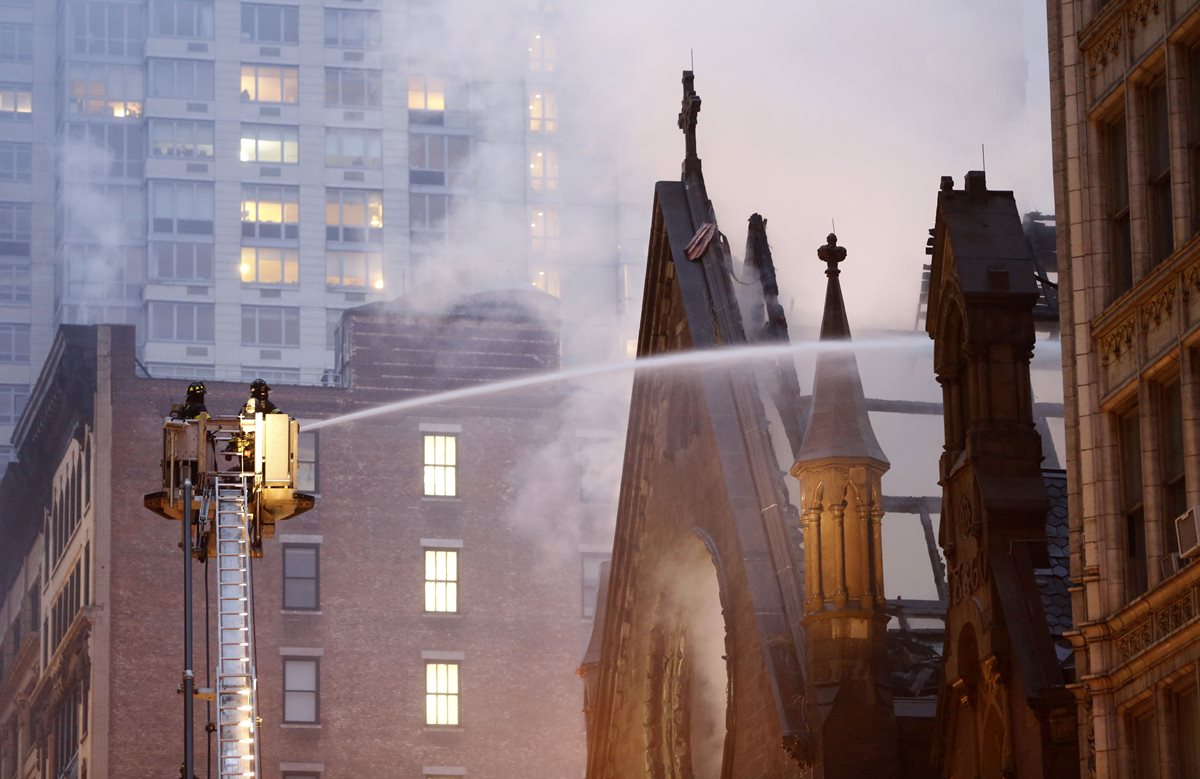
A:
250,378,271,398
187,380,206,398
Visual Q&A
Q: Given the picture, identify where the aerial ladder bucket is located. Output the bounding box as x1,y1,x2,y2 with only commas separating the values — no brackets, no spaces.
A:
145,413,315,779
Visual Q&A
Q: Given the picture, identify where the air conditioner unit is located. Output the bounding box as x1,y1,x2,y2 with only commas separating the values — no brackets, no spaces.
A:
1176,507,1200,560
1161,552,1182,580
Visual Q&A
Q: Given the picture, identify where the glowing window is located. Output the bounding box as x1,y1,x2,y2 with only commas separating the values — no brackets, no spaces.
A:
424,549,458,613
0,85,31,117
530,208,559,252
425,662,459,726
529,147,558,191
528,32,555,72
423,434,456,497
240,64,298,104
241,185,299,241
239,246,298,285
408,77,445,112
528,90,556,133
240,124,298,164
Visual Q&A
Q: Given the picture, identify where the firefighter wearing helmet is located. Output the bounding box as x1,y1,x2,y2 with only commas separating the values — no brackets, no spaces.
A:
170,380,209,420
241,377,281,418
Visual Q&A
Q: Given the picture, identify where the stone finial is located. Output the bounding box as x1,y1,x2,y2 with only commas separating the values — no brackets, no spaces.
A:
817,233,847,277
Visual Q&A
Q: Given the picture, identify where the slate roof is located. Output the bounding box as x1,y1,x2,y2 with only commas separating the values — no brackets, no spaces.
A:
1036,469,1074,677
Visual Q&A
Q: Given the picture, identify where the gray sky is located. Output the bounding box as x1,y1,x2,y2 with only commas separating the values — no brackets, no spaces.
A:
576,0,1053,332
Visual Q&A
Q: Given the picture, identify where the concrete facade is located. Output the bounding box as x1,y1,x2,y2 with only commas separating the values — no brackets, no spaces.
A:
1049,1,1200,776
0,290,611,778
0,0,640,474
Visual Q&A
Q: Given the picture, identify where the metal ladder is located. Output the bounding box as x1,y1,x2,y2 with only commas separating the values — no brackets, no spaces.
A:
213,473,260,779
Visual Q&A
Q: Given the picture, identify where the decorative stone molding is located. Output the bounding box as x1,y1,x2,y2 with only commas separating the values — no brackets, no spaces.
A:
1115,587,1197,661
1140,283,1175,330
1098,316,1136,366
1128,0,1161,30
1086,22,1122,72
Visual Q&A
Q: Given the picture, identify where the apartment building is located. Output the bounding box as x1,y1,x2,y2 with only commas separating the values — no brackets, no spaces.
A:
1049,0,1200,775
0,0,641,473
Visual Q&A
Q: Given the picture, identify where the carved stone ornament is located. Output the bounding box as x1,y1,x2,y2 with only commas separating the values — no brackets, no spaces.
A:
1086,22,1121,72
1116,589,1197,661
1128,0,1161,30
1098,317,1136,366
1140,283,1175,330
957,495,980,541
782,730,817,770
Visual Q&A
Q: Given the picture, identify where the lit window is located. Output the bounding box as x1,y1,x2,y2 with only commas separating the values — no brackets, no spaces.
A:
239,246,298,285
240,64,298,104
241,185,299,241
68,64,141,118
529,147,558,191
530,208,560,252
530,267,559,297
283,658,318,723
528,90,556,133
424,549,458,613
240,124,298,164
528,32,555,72
282,544,319,610
425,662,459,726
423,434,456,497
408,77,445,111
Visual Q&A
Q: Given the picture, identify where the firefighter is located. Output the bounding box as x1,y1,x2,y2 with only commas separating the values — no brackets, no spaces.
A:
170,380,208,420
240,378,281,417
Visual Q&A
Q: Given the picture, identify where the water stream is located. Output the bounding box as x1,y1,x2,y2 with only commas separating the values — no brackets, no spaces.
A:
305,335,950,431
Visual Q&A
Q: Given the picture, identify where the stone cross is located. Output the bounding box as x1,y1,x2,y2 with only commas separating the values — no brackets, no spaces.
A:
677,70,701,172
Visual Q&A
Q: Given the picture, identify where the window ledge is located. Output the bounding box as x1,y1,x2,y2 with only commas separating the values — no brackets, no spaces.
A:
422,726,464,733
422,611,463,618
281,723,321,729
421,496,461,503
281,610,322,615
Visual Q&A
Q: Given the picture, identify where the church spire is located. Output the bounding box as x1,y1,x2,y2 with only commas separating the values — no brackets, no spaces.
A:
795,234,888,467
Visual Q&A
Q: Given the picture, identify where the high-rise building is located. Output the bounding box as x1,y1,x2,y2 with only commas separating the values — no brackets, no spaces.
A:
1049,1,1200,776
0,0,640,472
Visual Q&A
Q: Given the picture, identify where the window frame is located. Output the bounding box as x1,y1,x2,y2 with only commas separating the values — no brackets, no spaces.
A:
0,21,32,63
423,548,459,614
325,189,383,244
1144,77,1173,267
0,141,31,182
147,301,214,344
324,8,380,49
325,249,383,289
241,184,300,241
149,241,214,284
528,90,557,133
148,118,214,159
239,246,299,286
148,58,214,101
422,434,457,498
0,83,31,120
240,2,298,44
150,0,213,40
282,657,319,724
282,544,319,611
240,123,299,165
151,180,215,236
1105,113,1132,299
409,133,470,188
240,64,299,105
324,67,382,109
424,661,460,727
297,430,317,492
1119,404,1147,600
325,127,382,169
241,304,300,347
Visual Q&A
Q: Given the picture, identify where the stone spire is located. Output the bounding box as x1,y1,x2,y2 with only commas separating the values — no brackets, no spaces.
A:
790,233,898,779
795,234,888,467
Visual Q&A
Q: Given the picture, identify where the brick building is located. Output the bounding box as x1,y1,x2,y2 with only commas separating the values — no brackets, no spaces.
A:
1048,1,1200,776
0,288,612,778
